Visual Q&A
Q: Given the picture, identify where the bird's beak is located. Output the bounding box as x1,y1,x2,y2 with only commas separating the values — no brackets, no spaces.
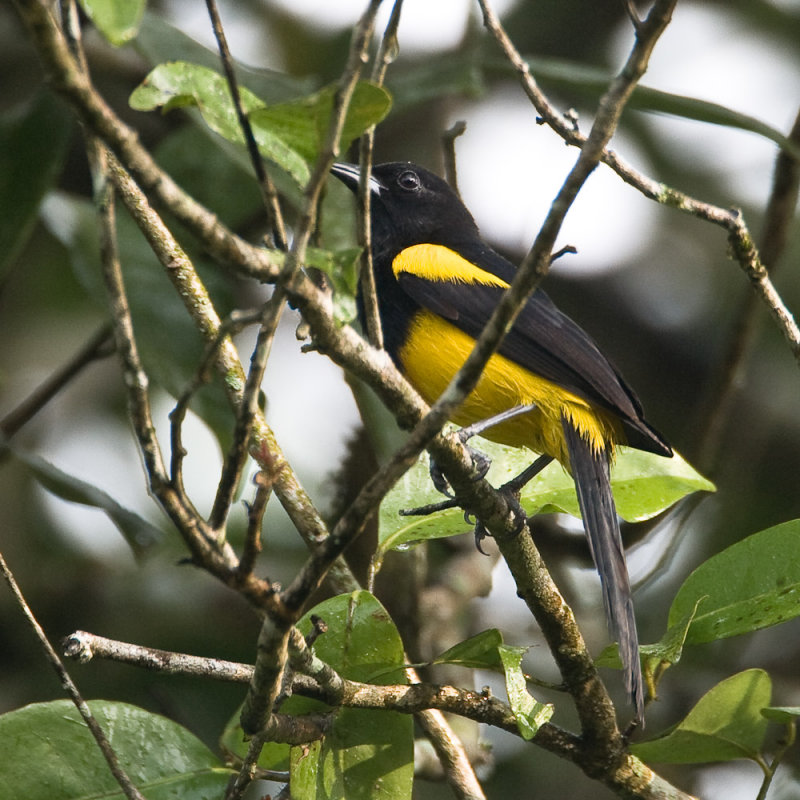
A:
330,162,382,196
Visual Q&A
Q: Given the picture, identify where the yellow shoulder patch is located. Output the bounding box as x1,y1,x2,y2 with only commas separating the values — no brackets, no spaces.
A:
392,243,509,288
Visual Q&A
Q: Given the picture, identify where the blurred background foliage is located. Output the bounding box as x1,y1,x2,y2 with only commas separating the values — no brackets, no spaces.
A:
1,1,799,797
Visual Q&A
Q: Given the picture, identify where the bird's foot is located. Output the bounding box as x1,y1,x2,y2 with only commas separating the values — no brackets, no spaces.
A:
402,405,543,549
429,404,538,496
429,441,491,497
468,485,528,554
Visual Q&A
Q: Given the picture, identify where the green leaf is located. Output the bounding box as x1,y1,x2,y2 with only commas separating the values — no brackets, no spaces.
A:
130,61,310,185
434,630,551,738
497,644,554,740
298,591,407,683
78,0,145,47
631,669,771,764
306,246,362,324
293,592,413,800
0,92,72,278
7,445,162,559
761,707,800,724
528,446,714,521
433,629,506,671
0,700,233,799
376,438,712,563
221,592,413,799
249,81,392,163
669,520,800,645
130,62,391,187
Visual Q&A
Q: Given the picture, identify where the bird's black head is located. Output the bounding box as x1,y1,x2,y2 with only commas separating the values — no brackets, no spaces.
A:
331,161,480,255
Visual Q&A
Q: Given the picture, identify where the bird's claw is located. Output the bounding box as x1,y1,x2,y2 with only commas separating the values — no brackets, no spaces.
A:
466,489,527,555
429,441,492,497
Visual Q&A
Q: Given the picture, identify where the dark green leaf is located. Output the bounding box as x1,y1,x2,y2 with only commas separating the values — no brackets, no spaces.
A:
153,125,262,229
8,445,162,559
135,13,313,103
386,51,486,112
0,700,233,799
78,0,145,46
41,192,237,453
0,92,72,278
497,644,553,740
631,670,771,764
669,520,800,645
376,437,712,562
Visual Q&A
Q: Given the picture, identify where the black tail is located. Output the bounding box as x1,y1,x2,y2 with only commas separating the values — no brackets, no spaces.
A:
561,416,644,723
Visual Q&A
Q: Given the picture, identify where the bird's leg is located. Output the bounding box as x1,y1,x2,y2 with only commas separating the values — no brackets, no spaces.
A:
500,453,555,495
402,405,543,551
471,452,554,552
428,404,538,496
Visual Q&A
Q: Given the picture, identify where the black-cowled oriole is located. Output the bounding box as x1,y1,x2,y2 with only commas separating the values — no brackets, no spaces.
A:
332,161,672,722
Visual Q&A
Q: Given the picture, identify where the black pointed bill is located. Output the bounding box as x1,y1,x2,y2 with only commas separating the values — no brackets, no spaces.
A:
331,162,383,196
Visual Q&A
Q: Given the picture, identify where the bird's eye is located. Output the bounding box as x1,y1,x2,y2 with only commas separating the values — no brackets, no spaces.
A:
397,170,421,192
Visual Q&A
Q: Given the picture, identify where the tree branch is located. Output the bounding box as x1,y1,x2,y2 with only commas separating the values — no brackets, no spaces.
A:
61,628,695,799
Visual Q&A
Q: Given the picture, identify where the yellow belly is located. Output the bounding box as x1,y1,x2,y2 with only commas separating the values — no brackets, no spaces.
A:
398,310,620,467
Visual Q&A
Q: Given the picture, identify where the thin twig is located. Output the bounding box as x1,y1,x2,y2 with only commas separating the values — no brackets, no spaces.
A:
238,468,272,579
204,0,287,249
63,630,255,682
0,552,145,800
165,308,262,521
0,323,114,439
755,720,796,800
208,296,285,532
442,120,467,195
411,680,487,800
356,0,404,349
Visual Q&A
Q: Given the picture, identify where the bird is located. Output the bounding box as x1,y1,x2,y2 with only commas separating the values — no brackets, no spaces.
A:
330,160,672,723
